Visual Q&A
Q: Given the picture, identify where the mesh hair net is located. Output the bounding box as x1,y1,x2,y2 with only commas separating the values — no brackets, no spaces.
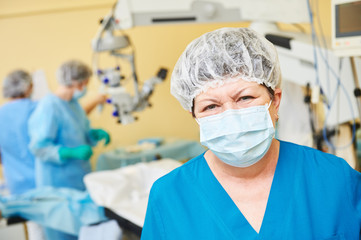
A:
170,27,281,111
56,60,92,86
2,70,32,98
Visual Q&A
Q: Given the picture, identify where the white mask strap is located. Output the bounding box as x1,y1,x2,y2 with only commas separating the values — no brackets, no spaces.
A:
267,100,273,109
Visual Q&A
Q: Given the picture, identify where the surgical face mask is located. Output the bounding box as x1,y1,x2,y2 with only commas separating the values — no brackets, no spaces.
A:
197,101,275,168
72,87,87,100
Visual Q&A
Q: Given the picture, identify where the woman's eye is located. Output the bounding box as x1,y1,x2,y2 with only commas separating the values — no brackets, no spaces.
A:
204,104,217,111
238,96,254,101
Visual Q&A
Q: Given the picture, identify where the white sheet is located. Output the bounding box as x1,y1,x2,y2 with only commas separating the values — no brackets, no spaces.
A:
84,159,182,227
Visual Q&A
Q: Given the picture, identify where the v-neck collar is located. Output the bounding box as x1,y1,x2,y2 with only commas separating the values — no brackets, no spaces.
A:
198,141,294,239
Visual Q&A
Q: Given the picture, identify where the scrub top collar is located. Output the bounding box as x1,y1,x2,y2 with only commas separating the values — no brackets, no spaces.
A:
198,141,294,239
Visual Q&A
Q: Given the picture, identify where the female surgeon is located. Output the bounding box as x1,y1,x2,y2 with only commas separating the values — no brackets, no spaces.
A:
0,70,36,195
28,60,110,240
141,28,361,239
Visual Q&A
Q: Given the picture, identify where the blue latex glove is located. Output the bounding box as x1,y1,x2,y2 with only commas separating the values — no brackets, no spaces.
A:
58,145,93,162
90,129,111,146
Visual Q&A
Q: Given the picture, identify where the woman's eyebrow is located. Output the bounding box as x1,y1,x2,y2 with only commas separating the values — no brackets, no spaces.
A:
231,88,247,99
197,96,219,103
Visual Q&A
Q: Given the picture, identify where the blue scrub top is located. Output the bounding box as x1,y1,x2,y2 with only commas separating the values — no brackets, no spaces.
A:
0,99,36,195
28,94,95,190
142,141,361,239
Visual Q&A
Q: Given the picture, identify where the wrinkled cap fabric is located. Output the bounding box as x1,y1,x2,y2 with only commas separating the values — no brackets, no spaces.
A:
2,70,32,98
56,60,92,86
170,27,281,112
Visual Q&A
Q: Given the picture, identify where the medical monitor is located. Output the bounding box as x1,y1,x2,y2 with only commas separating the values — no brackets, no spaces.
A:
332,0,361,56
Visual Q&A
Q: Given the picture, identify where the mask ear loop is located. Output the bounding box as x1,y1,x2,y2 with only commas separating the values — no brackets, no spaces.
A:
267,99,279,120
195,118,200,125
267,100,273,109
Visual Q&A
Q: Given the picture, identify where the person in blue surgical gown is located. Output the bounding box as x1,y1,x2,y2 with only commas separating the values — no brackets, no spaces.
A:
0,70,36,195
141,28,361,239
28,59,111,240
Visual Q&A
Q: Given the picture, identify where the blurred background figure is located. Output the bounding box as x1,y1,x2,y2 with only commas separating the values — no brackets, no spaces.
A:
0,70,46,240
0,70,36,195
28,59,110,240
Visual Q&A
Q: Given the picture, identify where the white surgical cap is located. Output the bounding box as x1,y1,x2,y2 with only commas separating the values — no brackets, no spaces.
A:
2,70,32,98
56,60,92,86
170,27,281,112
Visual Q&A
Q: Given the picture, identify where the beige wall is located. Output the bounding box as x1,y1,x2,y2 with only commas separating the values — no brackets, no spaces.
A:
0,0,330,168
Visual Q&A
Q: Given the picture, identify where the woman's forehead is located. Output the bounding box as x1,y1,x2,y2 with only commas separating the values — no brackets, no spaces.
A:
196,79,265,99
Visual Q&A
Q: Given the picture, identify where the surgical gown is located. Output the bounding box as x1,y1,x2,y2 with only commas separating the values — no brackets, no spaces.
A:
142,141,361,239
28,94,96,190
0,99,36,195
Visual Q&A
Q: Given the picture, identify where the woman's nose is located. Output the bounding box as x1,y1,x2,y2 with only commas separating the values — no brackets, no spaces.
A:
222,101,238,111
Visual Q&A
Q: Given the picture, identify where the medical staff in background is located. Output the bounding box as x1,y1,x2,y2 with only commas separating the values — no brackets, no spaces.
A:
141,28,361,239
0,70,36,195
0,70,46,240
28,59,110,240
